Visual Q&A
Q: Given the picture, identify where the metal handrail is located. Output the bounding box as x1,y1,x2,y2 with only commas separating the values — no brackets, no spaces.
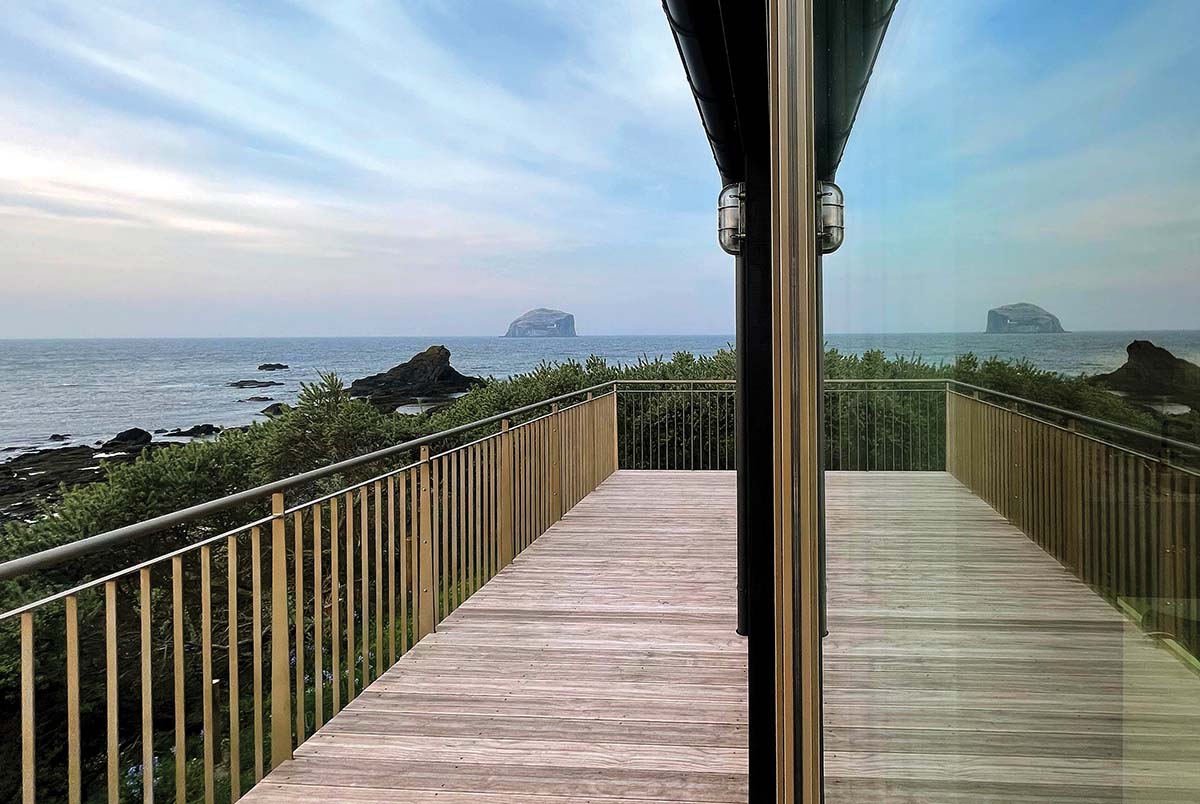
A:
3,374,1194,580
0,381,618,582
826,377,1200,456
948,381,1200,456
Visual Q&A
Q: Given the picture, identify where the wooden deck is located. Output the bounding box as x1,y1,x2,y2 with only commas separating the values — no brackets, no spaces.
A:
243,470,745,803
242,470,1198,803
824,472,1200,803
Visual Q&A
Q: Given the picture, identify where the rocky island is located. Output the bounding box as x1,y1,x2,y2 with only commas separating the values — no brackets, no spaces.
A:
986,303,1065,334
1095,340,1200,410
504,308,577,338
349,345,484,413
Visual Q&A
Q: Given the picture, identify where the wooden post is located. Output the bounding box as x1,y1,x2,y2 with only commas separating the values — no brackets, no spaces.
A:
611,389,620,473
1066,420,1082,571
586,392,596,492
550,403,562,522
943,384,952,475
500,419,515,567
269,492,293,768
417,446,436,639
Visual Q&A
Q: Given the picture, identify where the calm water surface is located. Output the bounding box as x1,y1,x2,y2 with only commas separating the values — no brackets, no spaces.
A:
2,331,1196,451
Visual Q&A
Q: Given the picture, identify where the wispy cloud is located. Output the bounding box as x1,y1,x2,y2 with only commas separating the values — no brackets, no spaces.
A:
828,0,1200,334
0,0,722,337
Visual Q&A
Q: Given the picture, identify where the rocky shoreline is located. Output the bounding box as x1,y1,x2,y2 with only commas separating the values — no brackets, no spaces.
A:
1,346,485,525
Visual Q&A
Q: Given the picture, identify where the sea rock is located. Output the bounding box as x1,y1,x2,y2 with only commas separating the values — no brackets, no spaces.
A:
504,308,577,338
103,428,152,449
165,424,221,438
241,396,274,403
1,442,179,524
985,303,1065,334
258,363,289,371
1094,341,1200,408
260,403,290,417
48,434,70,442
229,379,284,389
349,345,485,413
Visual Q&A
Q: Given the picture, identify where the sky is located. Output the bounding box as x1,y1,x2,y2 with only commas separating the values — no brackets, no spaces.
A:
829,0,1200,333
0,1,1196,338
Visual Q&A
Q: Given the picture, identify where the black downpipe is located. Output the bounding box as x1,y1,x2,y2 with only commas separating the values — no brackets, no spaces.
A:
741,160,776,804
735,250,749,637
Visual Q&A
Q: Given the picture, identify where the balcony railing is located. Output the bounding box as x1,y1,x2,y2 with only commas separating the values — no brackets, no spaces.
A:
0,385,619,804
1,377,1197,803
947,383,1200,665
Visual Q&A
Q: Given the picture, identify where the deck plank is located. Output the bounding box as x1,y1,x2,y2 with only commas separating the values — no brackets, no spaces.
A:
241,470,1198,803
824,471,1200,803
240,470,745,803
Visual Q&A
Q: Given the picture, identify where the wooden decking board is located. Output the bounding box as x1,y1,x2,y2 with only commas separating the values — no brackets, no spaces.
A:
241,470,746,803
825,471,1200,800
242,470,1198,803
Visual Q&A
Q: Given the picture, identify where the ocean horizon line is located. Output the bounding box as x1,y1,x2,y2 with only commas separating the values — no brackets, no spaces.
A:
2,328,1197,343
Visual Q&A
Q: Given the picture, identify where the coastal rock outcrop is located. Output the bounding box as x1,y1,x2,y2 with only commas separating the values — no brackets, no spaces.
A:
349,346,484,413
229,379,284,389
165,424,221,437
258,363,289,371
504,308,577,338
103,428,152,449
985,303,1065,334
260,403,290,418
1095,340,1200,408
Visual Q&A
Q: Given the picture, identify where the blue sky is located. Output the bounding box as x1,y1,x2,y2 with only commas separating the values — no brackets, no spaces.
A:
0,1,1196,337
829,0,1200,333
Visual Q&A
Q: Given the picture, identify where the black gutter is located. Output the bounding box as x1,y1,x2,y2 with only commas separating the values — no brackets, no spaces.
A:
662,0,744,182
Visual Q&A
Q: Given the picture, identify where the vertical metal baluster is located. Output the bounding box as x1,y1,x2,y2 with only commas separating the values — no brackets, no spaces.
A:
21,612,34,804
293,510,305,743
227,536,241,801
106,581,119,804
251,526,264,781
430,462,440,627
472,444,481,593
409,468,420,637
359,488,369,683
375,482,384,671
313,503,324,729
269,492,292,768
141,567,155,803
66,594,81,804
346,491,356,699
330,498,341,712
398,471,408,654
172,556,185,804
201,545,215,804
388,477,396,664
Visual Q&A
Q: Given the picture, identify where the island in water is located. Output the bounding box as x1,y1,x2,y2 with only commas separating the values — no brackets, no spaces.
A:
985,302,1066,334
504,308,577,337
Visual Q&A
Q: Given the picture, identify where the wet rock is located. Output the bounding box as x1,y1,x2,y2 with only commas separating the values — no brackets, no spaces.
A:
1095,340,1200,408
229,379,284,389
48,434,70,442
103,428,152,449
258,363,289,371
349,346,484,413
241,396,274,403
261,403,290,417
165,424,221,438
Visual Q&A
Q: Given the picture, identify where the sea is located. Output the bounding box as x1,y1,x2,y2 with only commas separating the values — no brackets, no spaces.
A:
2,331,1198,453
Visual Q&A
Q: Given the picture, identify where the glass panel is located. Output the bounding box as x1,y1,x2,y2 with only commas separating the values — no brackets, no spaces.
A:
822,3,1200,801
